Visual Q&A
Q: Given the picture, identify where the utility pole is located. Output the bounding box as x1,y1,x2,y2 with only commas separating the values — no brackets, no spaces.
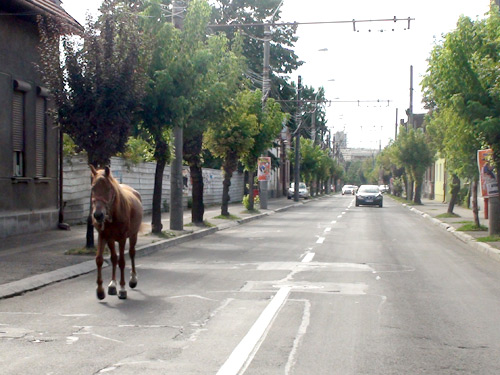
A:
409,65,414,129
259,24,271,209
395,108,398,139
170,0,184,230
311,107,316,144
294,75,302,202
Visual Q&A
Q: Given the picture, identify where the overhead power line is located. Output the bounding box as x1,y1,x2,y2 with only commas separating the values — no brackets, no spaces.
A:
208,16,414,30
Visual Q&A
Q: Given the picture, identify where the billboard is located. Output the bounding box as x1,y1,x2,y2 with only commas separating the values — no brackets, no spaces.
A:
257,157,271,182
478,149,499,198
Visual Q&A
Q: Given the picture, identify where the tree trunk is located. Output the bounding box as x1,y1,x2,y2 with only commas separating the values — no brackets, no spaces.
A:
414,180,422,204
489,196,500,235
491,164,500,235
472,178,481,228
170,125,183,230
221,170,232,216
86,164,96,248
447,174,460,214
248,170,255,211
151,157,166,233
221,156,237,216
190,163,204,224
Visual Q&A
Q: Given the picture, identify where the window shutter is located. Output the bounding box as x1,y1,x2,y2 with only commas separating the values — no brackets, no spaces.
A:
35,97,46,177
12,91,24,152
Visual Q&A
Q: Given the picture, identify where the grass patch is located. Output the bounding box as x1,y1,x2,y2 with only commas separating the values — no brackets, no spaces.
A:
214,214,241,220
241,209,261,215
185,221,215,228
457,223,488,232
436,212,461,219
153,230,177,239
477,236,500,242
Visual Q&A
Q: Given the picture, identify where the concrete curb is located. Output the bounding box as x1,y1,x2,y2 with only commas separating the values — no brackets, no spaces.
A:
403,203,500,263
0,203,300,299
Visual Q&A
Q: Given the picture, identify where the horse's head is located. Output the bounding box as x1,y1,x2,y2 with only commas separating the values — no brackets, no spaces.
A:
90,165,116,227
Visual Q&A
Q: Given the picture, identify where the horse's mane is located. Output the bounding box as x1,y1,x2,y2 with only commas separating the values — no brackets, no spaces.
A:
94,170,135,220
102,170,134,223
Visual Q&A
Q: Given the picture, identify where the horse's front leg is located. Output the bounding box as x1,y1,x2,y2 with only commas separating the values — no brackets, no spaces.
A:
95,234,106,300
107,240,118,296
118,239,127,299
129,234,138,289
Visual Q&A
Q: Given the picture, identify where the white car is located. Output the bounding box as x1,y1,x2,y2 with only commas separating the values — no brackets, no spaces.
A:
342,185,358,195
287,182,310,199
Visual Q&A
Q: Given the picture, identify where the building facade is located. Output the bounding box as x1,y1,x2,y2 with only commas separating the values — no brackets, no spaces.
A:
0,0,80,238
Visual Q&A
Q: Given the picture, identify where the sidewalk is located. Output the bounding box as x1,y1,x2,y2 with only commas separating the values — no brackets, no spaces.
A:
400,197,500,261
0,197,300,299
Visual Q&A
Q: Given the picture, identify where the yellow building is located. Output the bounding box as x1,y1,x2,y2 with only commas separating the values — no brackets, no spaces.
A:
434,158,447,202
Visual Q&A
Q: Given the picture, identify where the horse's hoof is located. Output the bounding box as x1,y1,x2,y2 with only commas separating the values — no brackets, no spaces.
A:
97,290,106,300
108,285,117,295
118,290,127,299
129,279,137,289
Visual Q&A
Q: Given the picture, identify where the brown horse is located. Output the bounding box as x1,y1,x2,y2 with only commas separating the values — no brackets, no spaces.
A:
90,165,143,300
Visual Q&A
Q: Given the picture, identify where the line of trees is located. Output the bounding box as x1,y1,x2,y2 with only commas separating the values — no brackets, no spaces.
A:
38,0,342,246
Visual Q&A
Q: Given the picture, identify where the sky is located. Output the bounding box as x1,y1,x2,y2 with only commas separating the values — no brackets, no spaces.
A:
61,0,493,149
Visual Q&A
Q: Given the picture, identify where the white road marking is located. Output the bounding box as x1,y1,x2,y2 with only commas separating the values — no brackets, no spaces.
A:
285,300,311,375
331,220,337,224
216,287,292,375
66,336,79,345
316,237,325,244
324,227,331,233
301,253,315,263
168,295,217,301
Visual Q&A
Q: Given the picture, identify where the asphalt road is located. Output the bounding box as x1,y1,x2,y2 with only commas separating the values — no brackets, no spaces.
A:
1,195,500,374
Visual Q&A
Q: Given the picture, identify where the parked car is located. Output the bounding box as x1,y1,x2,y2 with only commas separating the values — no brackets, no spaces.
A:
356,185,383,207
379,185,389,193
342,185,358,195
287,182,310,199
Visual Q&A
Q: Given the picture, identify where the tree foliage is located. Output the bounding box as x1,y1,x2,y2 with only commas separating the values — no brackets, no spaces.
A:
422,5,500,226
389,127,434,204
38,0,147,167
205,89,260,216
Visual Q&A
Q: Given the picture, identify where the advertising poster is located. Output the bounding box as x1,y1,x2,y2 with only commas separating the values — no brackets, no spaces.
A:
478,149,499,197
257,157,271,182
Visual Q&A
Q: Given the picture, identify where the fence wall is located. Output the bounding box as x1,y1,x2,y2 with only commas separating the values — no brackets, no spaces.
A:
63,156,245,224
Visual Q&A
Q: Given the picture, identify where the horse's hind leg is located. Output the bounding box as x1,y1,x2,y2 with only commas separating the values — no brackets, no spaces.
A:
118,239,127,299
129,234,138,289
107,240,118,296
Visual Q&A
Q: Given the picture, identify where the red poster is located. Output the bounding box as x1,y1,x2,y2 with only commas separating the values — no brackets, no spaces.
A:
478,149,499,197
257,157,271,181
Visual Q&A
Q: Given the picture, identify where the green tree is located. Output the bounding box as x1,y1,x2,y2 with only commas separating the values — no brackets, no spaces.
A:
422,6,500,231
241,91,286,210
211,0,302,95
205,89,260,216
38,0,146,247
184,32,246,224
391,128,434,204
140,0,221,231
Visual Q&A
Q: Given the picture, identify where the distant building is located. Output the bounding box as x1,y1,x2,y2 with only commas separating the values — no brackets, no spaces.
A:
341,148,379,163
0,0,81,238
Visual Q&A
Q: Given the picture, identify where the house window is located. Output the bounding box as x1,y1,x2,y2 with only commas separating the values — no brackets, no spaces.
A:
12,91,25,177
35,87,49,178
12,79,31,177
